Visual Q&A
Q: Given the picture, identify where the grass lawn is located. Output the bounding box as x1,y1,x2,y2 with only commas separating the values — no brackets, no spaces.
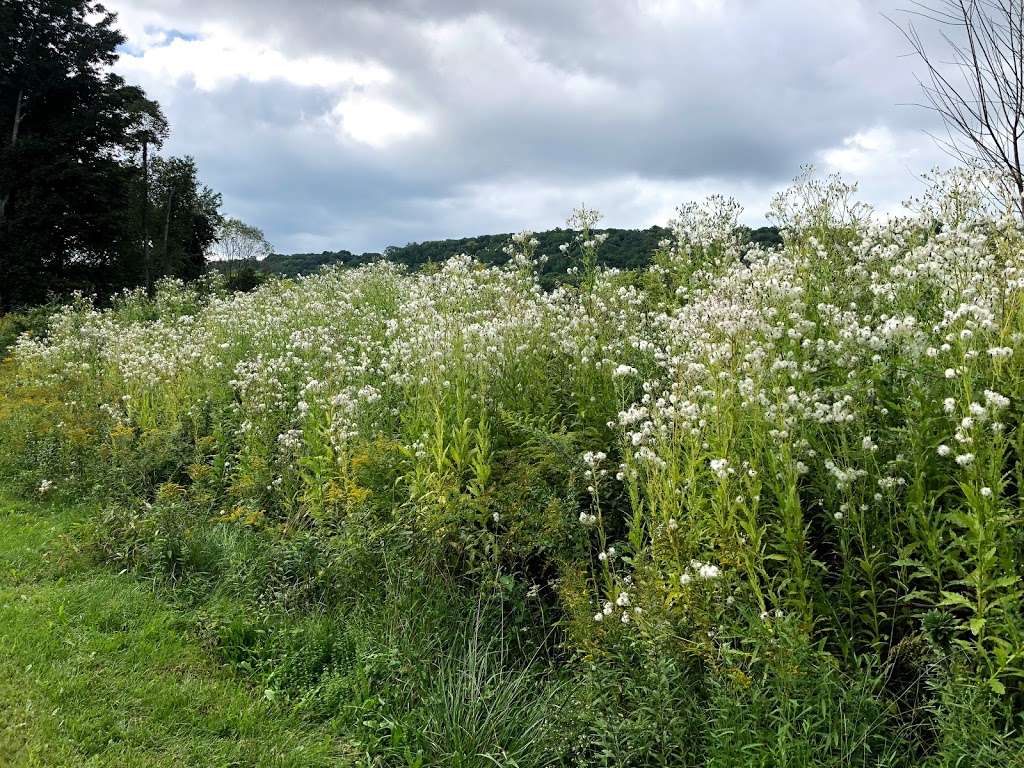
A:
0,491,341,767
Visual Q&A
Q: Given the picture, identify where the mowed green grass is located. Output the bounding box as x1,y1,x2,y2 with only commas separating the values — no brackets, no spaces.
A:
0,492,340,767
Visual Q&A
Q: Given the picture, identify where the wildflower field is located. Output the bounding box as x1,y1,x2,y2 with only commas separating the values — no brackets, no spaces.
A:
3,171,1024,766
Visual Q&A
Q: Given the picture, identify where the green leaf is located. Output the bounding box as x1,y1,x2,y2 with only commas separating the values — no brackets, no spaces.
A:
947,511,978,531
969,617,986,636
990,575,1021,589
937,591,973,609
899,590,934,604
891,558,923,568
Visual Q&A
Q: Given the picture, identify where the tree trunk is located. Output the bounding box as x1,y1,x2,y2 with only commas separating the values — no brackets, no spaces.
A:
8,89,22,146
142,140,151,296
161,187,175,276
0,88,25,225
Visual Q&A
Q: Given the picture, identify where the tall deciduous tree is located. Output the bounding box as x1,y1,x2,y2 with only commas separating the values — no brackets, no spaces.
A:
149,156,223,283
0,1,219,309
209,218,274,264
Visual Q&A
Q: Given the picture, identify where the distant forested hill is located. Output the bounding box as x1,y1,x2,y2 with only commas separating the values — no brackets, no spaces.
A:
222,225,782,282
256,250,381,276
383,226,674,273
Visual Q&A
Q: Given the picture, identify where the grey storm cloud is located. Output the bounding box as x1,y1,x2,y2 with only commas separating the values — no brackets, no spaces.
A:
107,0,951,252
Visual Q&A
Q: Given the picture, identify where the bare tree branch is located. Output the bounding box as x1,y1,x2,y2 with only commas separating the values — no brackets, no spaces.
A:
893,0,1024,220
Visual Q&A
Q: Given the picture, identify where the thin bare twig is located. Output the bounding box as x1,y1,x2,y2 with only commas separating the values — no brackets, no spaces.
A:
891,0,1024,220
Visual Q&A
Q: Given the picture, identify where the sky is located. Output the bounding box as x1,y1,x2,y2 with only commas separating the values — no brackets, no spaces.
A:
105,0,952,254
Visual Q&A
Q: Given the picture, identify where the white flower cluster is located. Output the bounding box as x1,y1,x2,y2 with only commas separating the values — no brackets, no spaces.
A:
679,559,722,585
11,169,1024,642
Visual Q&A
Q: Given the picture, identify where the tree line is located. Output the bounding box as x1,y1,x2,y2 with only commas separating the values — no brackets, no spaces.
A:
0,0,222,311
221,225,783,288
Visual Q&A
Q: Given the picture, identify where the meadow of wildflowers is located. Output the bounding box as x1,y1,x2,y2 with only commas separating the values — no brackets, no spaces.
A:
2,169,1023,765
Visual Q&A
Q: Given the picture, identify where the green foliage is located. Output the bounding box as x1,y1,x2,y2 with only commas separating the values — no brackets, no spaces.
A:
569,647,707,767
232,249,382,277
923,672,1024,767
706,620,905,768
223,265,270,293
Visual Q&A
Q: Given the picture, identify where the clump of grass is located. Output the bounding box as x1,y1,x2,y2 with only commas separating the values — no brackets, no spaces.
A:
0,491,342,767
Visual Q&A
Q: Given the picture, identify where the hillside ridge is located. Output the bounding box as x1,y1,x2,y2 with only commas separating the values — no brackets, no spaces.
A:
247,225,783,278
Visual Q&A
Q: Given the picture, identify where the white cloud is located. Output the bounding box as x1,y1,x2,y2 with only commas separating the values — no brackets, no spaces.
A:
819,125,949,216
418,173,781,240
117,23,391,91
821,126,900,175
327,93,430,148
636,0,725,21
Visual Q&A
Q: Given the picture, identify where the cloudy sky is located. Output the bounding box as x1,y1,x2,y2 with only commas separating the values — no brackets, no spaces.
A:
106,0,950,254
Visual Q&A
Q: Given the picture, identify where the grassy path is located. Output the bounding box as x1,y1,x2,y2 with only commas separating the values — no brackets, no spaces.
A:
0,492,341,767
